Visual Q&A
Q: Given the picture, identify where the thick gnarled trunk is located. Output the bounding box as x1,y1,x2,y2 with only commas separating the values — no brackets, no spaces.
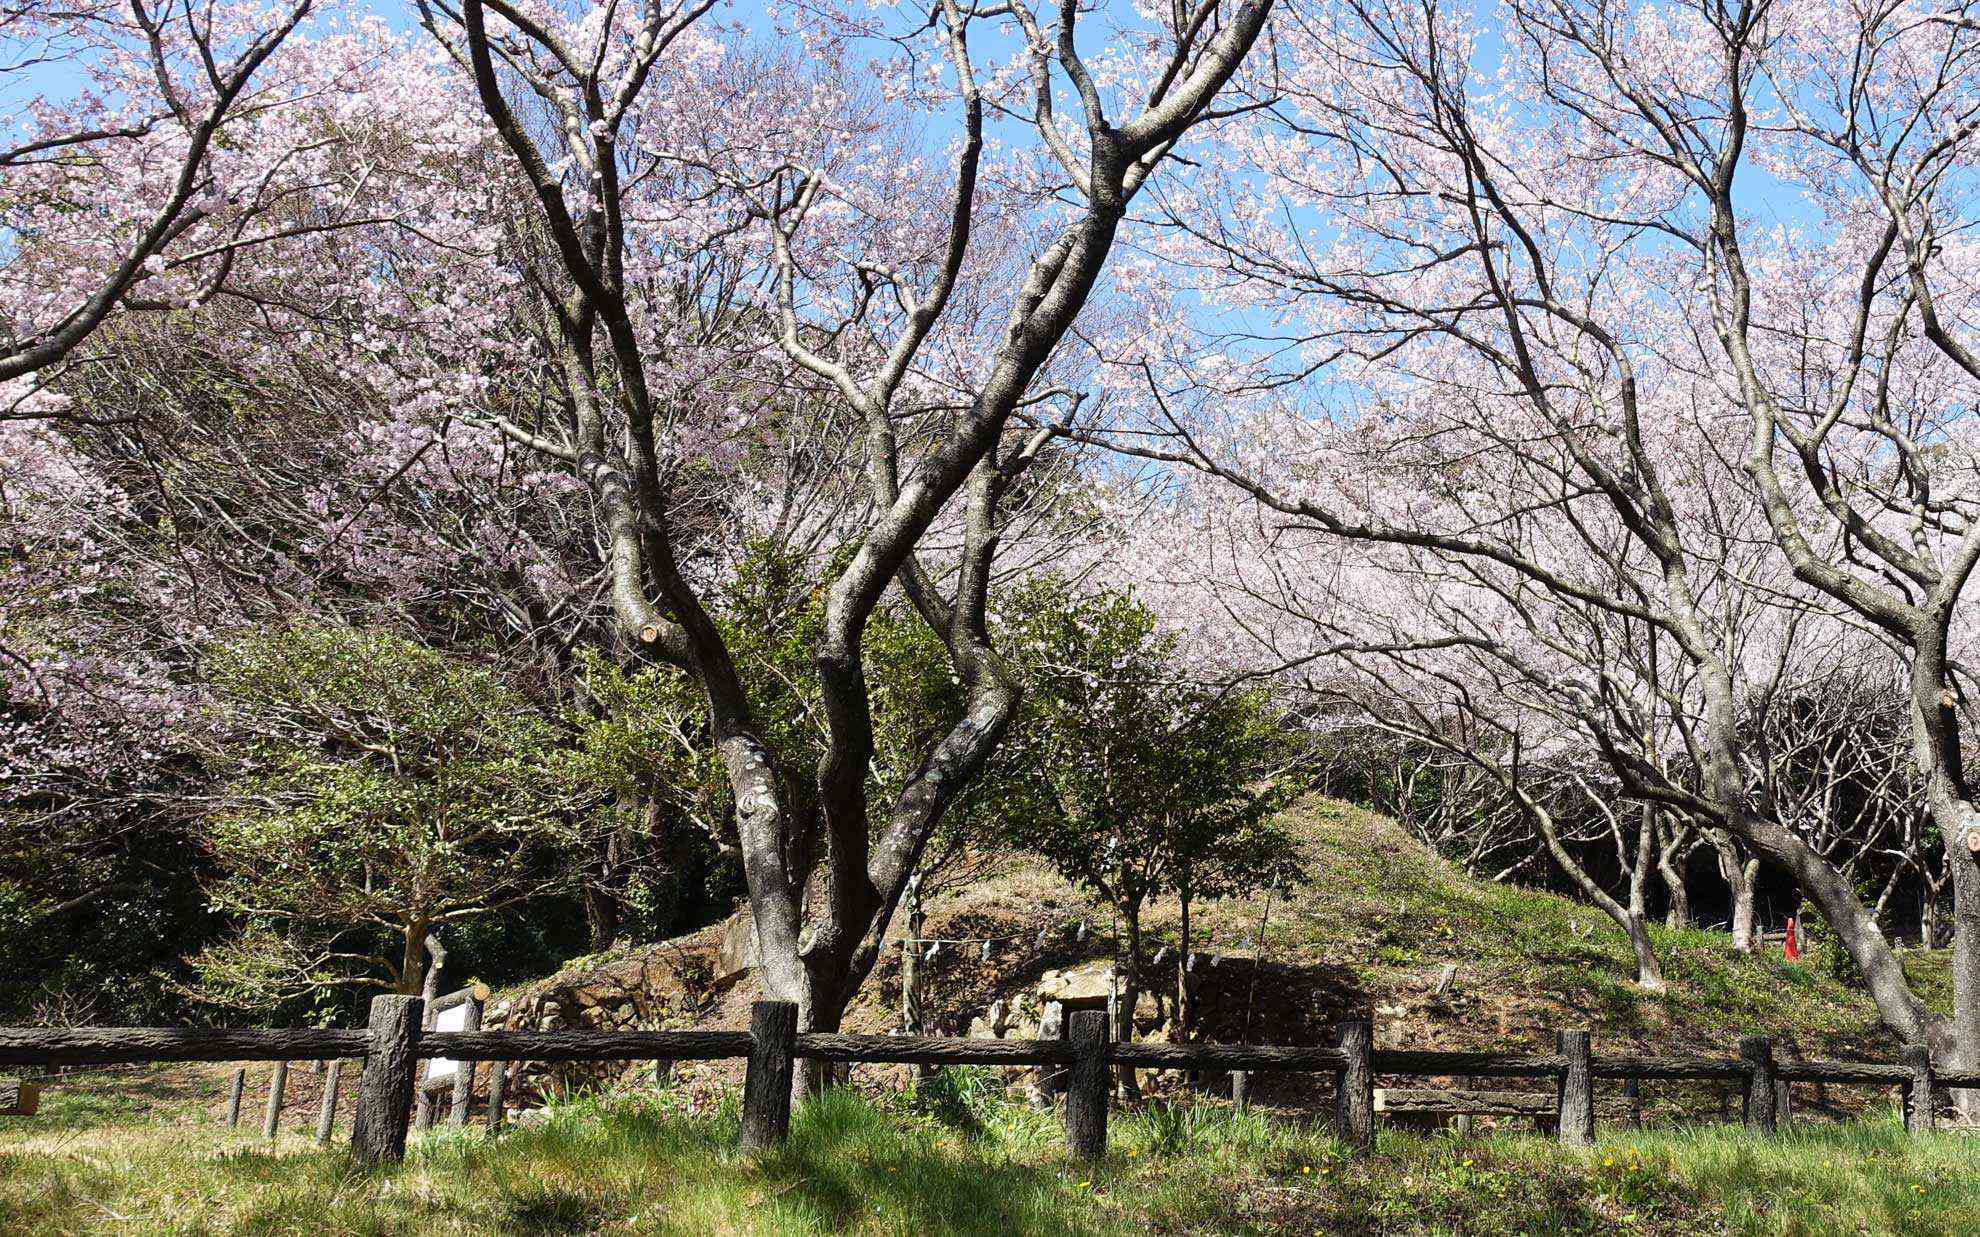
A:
449,0,1278,1113
1706,830,1758,953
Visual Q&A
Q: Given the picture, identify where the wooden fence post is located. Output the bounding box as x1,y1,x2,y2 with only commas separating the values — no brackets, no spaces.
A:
448,998,482,1127
1333,1017,1375,1153
486,1061,509,1136
1231,1070,1249,1113
1740,1036,1777,1134
1556,1030,1594,1147
316,1061,342,1145
225,1067,246,1129
1623,1075,1642,1131
1066,1008,1110,1160
1900,1044,1935,1134
653,1059,672,1088
740,1001,798,1152
351,995,423,1168
413,1078,436,1133
263,1060,288,1140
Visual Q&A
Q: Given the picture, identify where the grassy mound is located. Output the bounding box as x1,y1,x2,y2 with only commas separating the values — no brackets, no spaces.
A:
1237,799,1950,1054
882,798,1948,1065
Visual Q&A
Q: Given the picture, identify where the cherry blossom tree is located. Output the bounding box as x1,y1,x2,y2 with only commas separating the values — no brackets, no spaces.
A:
0,1,459,395
405,0,1279,1085
1096,0,1980,1073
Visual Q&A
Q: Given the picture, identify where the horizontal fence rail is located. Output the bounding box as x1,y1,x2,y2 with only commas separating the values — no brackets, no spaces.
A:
4,997,1971,1163
1115,1043,1348,1072
1371,1050,1564,1078
1587,1053,1747,1082
0,1028,369,1067
419,1030,755,1063
796,1033,1074,1067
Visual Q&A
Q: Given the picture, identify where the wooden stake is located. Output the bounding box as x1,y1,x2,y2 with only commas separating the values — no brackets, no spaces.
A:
1900,1044,1935,1134
740,1001,797,1151
1333,1017,1374,1153
351,995,423,1168
225,1067,246,1129
448,997,482,1127
1066,1009,1110,1160
486,1061,509,1136
1740,1036,1777,1134
316,1060,341,1145
263,1060,288,1140
1555,1030,1593,1147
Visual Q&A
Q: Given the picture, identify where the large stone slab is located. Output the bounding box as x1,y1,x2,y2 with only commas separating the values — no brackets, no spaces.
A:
717,908,760,984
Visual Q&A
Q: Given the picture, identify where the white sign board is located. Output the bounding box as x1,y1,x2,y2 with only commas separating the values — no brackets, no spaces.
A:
424,1002,470,1085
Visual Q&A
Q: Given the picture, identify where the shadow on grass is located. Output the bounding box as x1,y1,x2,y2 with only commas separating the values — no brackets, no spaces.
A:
502,1187,609,1232
731,1092,1111,1236
18,1066,219,1132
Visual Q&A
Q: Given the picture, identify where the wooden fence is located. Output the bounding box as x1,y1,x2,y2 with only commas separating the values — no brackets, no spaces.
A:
3,996,1972,1165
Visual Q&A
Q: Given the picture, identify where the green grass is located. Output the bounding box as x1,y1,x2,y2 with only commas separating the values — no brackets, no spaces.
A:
5,1075,1979,1235
12,1064,213,1132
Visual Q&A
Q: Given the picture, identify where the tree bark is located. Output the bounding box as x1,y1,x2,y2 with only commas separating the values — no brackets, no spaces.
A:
1116,901,1143,1098
397,919,434,997
412,931,446,1130
1655,811,1692,930
1707,830,1757,952
900,876,924,1036
1625,914,1664,992
1176,881,1194,1039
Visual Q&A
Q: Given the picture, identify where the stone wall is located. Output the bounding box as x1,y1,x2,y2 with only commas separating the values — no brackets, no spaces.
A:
482,926,731,1103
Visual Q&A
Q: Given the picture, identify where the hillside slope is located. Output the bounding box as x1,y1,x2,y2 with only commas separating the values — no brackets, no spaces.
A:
492,797,1948,1108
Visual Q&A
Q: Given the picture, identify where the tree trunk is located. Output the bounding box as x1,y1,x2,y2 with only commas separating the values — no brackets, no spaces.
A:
778,951,855,1098
1626,913,1664,990
582,798,632,951
397,920,435,997
1662,868,1692,930
1514,787,1664,990
1626,806,1665,991
420,931,446,1001
1731,804,1941,1053
1709,831,1758,952
582,884,620,953
409,929,447,1132
901,877,924,1036
1176,884,1193,1039
1936,811,1980,1115
1657,814,1692,930
1116,902,1142,1099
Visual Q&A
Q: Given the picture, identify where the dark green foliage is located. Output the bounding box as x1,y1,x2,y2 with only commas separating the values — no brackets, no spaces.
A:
568,538,976,855
988,578,1307,929
190,623,584,1005
0,863,213,1026
1799,907,1868,991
